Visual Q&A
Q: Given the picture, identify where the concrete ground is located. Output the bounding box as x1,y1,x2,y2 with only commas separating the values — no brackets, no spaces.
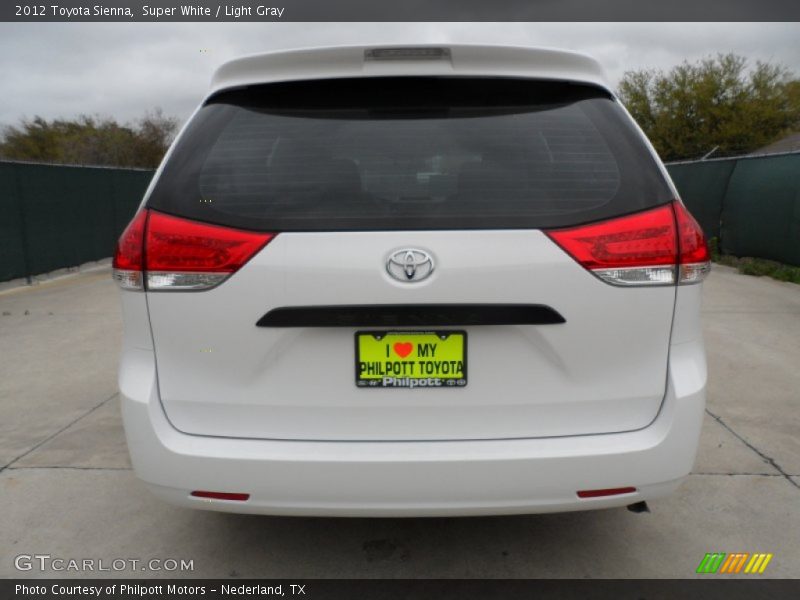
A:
1,264,798,579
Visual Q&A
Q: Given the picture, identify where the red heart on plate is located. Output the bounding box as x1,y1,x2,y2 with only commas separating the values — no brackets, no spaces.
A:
393,342,413,359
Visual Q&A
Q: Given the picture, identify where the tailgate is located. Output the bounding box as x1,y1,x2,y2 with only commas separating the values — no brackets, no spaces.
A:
147,230,675,441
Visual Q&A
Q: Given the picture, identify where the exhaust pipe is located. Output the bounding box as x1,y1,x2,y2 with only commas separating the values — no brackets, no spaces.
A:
627,501,650,513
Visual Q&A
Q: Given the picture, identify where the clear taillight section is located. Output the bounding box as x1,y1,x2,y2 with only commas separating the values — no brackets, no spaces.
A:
112,209,274,291
546,201,710,286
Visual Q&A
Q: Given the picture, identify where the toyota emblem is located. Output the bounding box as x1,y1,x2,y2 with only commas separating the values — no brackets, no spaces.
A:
386,249,435,282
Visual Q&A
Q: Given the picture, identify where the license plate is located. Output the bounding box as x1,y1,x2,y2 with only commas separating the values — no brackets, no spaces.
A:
355,331,467,388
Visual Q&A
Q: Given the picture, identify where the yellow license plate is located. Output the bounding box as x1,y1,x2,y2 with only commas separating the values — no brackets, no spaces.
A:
355,331,467,388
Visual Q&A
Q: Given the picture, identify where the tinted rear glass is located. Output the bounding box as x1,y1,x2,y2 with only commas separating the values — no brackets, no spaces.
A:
147,78,673,230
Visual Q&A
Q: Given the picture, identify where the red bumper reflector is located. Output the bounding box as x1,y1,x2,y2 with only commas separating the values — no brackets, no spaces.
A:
190,491,250,501
577,487,637,499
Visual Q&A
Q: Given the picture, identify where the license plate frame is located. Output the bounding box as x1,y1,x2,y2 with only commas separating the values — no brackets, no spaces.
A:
354,330,468,389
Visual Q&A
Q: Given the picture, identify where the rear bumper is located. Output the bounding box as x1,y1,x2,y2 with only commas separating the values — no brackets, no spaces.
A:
119,340,706,517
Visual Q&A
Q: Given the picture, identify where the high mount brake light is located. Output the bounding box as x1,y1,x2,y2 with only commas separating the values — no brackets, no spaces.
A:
365,47,451,61
112,209,275,291
546,201,710,286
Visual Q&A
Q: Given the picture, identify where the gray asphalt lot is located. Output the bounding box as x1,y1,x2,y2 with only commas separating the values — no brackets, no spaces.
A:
1,264,798,578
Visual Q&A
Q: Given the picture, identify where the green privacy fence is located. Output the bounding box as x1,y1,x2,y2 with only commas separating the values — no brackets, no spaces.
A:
667,152,800,266
0,161,154,282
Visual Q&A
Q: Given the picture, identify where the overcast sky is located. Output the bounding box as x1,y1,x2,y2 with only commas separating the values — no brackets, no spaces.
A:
1,22,799,129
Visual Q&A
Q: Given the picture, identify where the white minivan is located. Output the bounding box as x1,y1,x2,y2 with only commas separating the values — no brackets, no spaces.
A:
114,45,709,516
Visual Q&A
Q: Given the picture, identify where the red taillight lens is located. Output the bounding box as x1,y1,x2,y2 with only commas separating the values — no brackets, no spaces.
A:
112,209,275,291
145,211,273,273
547,204,677,270
674,201,709,263
546,201,710,286
113,209,147,270
546,204,677,286
112,210,148,290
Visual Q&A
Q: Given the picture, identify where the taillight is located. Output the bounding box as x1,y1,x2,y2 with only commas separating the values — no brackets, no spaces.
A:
145,211,274,291
112,209,275,291
112,209,148,290
545,201,710,286
673,201,711,284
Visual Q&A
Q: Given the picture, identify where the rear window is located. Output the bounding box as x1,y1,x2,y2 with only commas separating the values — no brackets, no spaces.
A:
147,77,673,231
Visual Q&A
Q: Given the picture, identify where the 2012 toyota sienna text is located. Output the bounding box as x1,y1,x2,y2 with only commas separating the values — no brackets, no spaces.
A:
114,45,709,516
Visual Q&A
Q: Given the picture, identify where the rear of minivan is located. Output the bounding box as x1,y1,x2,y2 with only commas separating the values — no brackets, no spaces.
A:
115,45,708,516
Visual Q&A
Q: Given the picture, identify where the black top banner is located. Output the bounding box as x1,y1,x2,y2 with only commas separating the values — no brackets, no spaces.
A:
3,0,800,22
